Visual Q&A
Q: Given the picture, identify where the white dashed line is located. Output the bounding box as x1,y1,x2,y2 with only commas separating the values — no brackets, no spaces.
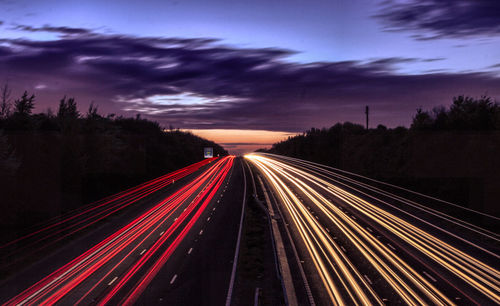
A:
170,274,177,284
188,247,193,254
340,246,346,252
366,227,373,233
140,249,147,255
364,275,373,285
199,229,204,235
159,231,164,236
213,207,216,211
325,228,330,233
108,276,118,286
387,243,396,251
207,217,211,221
423,271,437,282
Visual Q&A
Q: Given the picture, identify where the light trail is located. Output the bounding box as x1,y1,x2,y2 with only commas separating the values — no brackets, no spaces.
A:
0,158,216,271
268,153,500,251
245,153,500,305
4,156,234,305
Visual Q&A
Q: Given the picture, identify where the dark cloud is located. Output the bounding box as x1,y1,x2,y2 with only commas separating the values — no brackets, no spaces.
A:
376,0,500,39
0,27,499,131
11,24,92,35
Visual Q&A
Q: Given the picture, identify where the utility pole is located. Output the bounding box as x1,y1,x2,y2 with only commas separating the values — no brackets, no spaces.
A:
365,105,369,130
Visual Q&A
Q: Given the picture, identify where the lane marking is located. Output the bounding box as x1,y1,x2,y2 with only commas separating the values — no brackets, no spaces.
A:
188,247,193,255
225,159,246,306
108,276,118,286
364,275,373,285
366,227,373,233
159,231,164,236
199,229,204,235
170,274,177,284
140,249,147,255
387,243,396,251
423,271,437,282
207,217,211,221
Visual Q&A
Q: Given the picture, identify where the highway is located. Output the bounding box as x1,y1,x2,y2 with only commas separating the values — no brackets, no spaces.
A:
1,155,247,305
1,152,499,305
245,153,500,305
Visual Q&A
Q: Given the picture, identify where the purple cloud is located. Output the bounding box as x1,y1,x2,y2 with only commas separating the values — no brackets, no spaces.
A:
11,24,92,35
0,26,499,132
375,0,500,40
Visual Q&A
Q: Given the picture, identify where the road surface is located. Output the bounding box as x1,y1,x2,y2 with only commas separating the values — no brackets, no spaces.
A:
1,153,499,305
245,153,500,305
1,156,247,305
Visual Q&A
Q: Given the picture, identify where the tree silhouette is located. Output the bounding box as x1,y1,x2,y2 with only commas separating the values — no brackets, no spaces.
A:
0,130,19,176
411,95,499,130
57,96,80,120
0,83,12,118
86,102,100,120
411,108,433,130
13,91,35,117
448,95,499,130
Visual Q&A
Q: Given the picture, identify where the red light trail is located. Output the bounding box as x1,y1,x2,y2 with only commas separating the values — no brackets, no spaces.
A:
0,158,216,269
3,156,234,305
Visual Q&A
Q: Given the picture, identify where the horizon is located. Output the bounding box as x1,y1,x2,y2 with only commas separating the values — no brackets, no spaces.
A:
1,0,500,153
1,2,500,304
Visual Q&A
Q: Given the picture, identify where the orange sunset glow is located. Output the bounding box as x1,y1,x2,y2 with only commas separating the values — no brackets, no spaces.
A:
186,129,297,155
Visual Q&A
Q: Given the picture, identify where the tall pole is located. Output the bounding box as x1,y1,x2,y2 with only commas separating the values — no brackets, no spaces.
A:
365,105,369,130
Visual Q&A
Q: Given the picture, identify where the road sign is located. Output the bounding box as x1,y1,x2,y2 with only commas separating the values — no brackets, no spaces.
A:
204,147,213,158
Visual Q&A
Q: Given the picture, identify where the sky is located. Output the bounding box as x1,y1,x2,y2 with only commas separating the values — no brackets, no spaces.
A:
1,0,500,154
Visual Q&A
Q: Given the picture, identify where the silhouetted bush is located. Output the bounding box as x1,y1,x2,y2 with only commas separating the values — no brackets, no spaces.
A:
411,95,500,130
265,95,500,216
0,91,227,232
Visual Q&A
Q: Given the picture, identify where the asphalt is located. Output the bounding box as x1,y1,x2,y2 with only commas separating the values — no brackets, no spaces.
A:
0,157,246,305
3,153,497,305
132,157,245,305
249,153,500,305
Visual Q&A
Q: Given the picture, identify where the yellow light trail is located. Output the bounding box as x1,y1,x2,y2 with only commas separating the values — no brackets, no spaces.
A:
245,153,500,305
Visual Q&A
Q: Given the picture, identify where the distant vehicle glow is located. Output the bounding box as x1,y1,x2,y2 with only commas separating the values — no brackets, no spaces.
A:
204,147,213,158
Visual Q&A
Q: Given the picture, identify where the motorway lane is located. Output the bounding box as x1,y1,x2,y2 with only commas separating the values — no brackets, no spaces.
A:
2,156,242,305
0,158,217,278
246,153,500,305
266,154,500,259
0,159,217,301
133,157,245,305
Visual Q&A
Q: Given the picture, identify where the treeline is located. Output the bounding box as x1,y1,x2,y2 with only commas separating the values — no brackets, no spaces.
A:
0,86,227,234
265,95,500,216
